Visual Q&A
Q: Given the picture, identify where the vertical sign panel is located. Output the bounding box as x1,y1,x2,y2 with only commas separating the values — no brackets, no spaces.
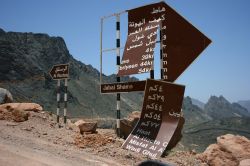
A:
122,79,185,158
118,3,166,76
117,2,211,81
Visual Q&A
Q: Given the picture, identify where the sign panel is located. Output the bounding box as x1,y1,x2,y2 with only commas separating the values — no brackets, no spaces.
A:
122,79,185,158
49,64,69,80
101,81,146,93
118,6,162,76
118,1,211,82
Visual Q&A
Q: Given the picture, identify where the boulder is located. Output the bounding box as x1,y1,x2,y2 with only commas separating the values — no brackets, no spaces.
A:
120,111,140,139
0,103,43,112
75,120,97,134
0,88,13,104
217,134,250,161
197,134,250,166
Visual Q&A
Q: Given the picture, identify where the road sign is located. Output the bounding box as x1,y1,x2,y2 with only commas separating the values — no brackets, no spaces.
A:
122,79,185,158
117,1,211,81
101,80,146,93
49,64,69,80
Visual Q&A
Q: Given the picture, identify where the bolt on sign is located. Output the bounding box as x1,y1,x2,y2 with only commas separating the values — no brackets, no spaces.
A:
49,64,69,80
122,79,185,158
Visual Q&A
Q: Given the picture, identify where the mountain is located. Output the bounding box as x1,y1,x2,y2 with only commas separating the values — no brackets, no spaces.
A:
181,96,250,152
1,28,250,152
182,117,250,152
238,100,250,112
191,97,205,109
0,28,143,118
203,95,250,119
182,96,211,127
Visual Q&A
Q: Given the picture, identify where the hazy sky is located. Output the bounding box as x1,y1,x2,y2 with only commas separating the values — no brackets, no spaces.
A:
0,0,250,103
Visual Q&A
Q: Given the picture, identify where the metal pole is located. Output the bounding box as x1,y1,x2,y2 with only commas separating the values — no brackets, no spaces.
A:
116,14,121,137
64,79,68,124
56,80,60,123
100,18,103,86
160,22,164,80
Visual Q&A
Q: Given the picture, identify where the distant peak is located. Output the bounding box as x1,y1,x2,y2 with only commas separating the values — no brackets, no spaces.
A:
208,95,230,105
0,28,5,34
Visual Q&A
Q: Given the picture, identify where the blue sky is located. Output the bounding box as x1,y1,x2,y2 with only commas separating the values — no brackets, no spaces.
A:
0,0,250,103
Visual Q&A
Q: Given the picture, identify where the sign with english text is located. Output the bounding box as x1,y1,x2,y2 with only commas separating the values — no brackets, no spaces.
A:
118,1,211,82
49,64,69,80
122,79,185,158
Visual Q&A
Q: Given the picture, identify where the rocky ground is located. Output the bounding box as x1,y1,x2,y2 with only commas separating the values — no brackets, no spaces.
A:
1,103,250,166
0,105,207,166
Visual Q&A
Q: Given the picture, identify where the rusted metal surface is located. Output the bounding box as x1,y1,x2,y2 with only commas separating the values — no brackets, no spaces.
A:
118,1,211,81
122,79,185,158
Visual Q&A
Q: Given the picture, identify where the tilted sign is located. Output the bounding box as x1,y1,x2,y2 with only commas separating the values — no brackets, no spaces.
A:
101,1,211,93
117,11,160,76
49,64,69,80
122,79,185,158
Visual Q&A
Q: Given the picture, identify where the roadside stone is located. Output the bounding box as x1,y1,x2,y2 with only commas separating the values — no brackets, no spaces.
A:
74,120,97,134
120,111,140,139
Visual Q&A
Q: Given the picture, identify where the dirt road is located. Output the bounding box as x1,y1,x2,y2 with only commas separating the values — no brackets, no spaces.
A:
0,113,121,166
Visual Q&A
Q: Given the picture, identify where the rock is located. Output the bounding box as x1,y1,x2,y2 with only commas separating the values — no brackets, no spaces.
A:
0,103,43,112
74,120,97,134
197,134,250,166
217,134,250,161
12,109,30,122
0,88,13,104
239,159,250,166
120,111,140,139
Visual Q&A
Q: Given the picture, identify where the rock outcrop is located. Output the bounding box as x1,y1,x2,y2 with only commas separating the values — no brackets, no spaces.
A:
0,103,43,122
0,28,142,118
0,88,13,104
197,134,250,166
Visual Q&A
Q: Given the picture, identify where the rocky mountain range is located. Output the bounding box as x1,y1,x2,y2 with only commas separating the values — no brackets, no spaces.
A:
1,28,250,152
0,28,143,118
238,100,250,113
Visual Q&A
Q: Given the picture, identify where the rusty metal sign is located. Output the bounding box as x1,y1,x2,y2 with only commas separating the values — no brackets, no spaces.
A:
118,1,211,81
122,79,185,158
49,64,69,80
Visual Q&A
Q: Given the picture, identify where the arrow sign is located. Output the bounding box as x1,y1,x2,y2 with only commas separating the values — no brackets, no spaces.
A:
49,64,69,80
118,1,211,82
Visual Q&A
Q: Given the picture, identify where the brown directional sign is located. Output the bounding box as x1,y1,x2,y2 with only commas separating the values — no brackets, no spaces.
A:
101,81,146,93
49,64,69,80
122,79,185,158
118,1,211,82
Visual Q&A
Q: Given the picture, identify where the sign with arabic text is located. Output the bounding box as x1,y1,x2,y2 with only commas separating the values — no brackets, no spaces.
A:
49,64,69,80
122,79,185,158
117,1,211,82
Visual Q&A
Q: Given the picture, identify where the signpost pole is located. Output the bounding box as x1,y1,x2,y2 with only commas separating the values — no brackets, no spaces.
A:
100,18,103,86
116,14,121,137
56,80,60,123
64,79,68,124
160,22,164,80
